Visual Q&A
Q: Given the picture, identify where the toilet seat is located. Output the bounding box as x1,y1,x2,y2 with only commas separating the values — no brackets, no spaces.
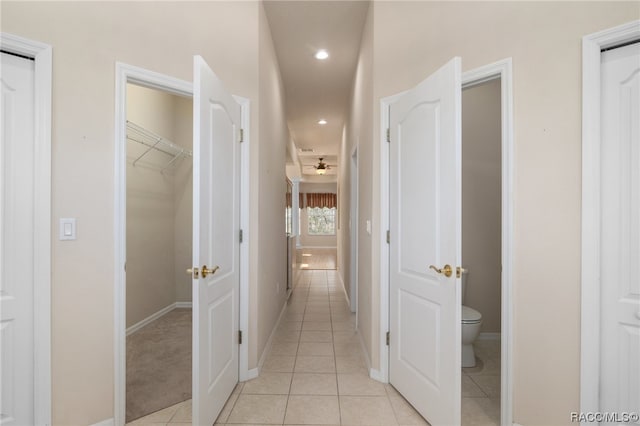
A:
462,305,482,324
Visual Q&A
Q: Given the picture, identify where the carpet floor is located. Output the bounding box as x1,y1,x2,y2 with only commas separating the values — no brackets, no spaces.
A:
126,308,192,423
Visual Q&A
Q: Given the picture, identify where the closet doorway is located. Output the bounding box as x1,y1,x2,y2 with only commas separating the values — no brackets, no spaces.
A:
125,83,193,423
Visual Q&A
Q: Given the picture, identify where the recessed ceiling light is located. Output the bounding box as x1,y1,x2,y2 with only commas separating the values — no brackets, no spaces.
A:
315,49,329,60
318,119,327,125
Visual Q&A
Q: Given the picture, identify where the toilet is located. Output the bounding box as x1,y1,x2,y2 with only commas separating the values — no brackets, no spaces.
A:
461,269,482,368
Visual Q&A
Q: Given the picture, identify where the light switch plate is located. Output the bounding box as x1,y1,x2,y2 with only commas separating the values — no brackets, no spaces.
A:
366,220,372,235
59,218,76,240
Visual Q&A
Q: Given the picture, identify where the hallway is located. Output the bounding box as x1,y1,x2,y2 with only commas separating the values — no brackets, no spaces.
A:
125,269,429,425
216,269,428,425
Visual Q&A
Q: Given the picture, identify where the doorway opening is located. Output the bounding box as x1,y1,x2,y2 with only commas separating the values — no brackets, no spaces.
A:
114,61,252,426
379,58,513,426
460,77,502,425
124,83,193,423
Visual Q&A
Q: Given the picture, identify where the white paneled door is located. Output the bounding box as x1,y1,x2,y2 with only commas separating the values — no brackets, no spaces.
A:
0,52,36,425
192,55,241,426
388,57,462,426
600,42,640,423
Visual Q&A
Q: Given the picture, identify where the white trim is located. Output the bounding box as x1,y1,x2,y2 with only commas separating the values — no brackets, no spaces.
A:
114,63,251,425
234,94,251,382
378,90,401,385
349,145,359,316
175,301,193,309
90,418,115,426
580,20,640,422
245,368,259,381
462,58,515,426
125,303,192,336
336,272,351,309
379,58,514,426
1,32,52,426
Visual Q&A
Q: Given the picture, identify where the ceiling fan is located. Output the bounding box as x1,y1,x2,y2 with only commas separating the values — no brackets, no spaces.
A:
305,157,336,175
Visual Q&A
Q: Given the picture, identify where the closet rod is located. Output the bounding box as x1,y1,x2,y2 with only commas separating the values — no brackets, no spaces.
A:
126,120,192,169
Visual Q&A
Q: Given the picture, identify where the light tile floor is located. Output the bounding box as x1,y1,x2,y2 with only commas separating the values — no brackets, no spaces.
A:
129,270,500,426
461,339,501,426
217,270,428,426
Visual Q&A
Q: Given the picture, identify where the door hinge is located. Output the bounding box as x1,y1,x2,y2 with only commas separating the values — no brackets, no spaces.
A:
239,128,244,143
238,330,243,345
386,331,390,346
386,230,390,244
386,128,390,143
239,229,243,243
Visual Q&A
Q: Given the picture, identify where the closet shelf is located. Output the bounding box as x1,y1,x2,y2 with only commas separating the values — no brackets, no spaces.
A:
126,120,192,172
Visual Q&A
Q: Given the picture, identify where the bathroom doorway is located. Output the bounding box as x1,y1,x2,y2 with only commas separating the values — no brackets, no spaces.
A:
381,59,514,426
460,77,502,425
124,83,193,423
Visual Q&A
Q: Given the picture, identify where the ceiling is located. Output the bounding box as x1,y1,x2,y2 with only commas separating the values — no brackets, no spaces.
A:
263,1,369,181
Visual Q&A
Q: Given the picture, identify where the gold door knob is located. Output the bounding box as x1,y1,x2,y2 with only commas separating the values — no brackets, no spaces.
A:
187,267,199,278
456,267,467,278
201,265,220,278
429,264,453,278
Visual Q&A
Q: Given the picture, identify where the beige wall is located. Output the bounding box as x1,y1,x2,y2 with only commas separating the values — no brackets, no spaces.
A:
462,79,501,333
172,97,194,304
256,2,289,367
1,2,267,423
370,2,640,425
338,3,374,365
126,84,193,328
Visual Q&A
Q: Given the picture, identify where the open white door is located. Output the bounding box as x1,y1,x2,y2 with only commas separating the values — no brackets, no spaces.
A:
388,57,462,426
192,55,241,426
600,42,640,423
1,50,36,426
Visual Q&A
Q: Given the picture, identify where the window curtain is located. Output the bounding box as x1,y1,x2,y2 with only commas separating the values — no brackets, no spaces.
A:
305,193,337,209
285,193,305,208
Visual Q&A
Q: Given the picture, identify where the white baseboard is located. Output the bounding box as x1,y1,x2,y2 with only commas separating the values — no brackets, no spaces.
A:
369,368,385,382
245,367,259,381
126,302,192,336
336,272,351,307
478,332,501,340
90,418,114,426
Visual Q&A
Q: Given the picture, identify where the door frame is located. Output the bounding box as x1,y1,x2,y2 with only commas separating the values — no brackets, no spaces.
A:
580,20,640,420
113,62,251,426
379,58,514,425
349,145,359,315
0,32,52,426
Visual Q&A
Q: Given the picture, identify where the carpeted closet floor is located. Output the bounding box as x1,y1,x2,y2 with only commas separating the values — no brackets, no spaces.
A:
126,308,192,423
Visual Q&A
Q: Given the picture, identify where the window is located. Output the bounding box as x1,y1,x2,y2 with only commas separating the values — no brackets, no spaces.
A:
307,206,336,235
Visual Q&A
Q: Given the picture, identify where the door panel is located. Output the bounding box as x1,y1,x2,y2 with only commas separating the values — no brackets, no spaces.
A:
0,52,36,426
389,57,461,426
193,55,241,426
600,42,640,423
